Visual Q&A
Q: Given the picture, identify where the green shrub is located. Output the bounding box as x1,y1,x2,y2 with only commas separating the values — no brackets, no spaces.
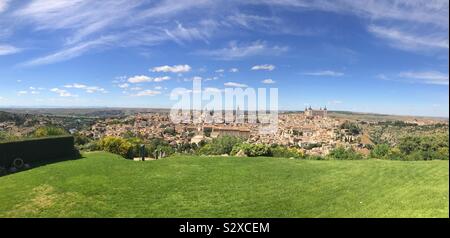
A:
340,121,361,135
98,136,134,159
79,140,100,151
328,146,364,160
73,133,91,146
305,155,326,160
151,145,175,158
397,135,449,160
387,147,403,160
271,146,304,158
370,144,390,159
231,143,271,157
436,147,449,160
163,127,176,136
33,126,68,137
198,135,243,155
0,131,19,143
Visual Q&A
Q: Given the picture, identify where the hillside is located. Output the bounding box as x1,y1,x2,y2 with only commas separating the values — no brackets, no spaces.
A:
0,152,448,218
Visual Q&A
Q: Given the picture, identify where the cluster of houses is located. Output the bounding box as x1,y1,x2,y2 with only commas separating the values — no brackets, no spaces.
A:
82,108,365,155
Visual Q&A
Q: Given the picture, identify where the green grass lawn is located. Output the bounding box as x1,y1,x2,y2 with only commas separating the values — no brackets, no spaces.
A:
0,151,448,218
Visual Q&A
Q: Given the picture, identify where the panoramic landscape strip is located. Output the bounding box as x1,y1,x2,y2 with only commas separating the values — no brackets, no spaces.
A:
0,0,448,223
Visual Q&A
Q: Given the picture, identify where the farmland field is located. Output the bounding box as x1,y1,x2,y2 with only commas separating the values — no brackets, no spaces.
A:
0,152,448,218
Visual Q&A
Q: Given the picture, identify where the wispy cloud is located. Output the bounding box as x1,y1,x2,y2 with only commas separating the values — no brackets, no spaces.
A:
164,21,213,45
224,82,248,87
21,36,117,66
251,64,275,71
14,0,142,44
254,0,449,29
118,83,129,89
303,70,344,77
63,83,106,93
150,64,191,73
0,0,10,13
0,44,21,56
128,75,171,83
50,88,77,97
368,25,449,52
196,41,288,60
399,71,449,85
17,90,27,96
132,89,162,97
261,79,276,84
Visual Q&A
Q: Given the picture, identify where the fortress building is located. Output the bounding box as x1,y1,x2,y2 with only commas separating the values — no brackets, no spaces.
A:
304,106,327,118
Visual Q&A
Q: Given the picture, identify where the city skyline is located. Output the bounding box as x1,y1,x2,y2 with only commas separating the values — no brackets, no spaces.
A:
0,0,448,117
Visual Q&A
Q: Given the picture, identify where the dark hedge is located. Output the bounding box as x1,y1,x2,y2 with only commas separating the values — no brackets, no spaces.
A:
0,136,76,168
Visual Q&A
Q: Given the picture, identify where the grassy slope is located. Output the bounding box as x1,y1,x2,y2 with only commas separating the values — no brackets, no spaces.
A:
0,152,448,218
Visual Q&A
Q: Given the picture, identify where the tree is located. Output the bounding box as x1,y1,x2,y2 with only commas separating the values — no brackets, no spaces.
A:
198,135,243,155
370,144,390,159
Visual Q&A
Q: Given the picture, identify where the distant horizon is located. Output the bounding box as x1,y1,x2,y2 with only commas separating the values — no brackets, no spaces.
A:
1,106,448,119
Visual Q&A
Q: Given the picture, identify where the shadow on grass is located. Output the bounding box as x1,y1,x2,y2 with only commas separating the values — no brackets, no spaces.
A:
0,153,85,178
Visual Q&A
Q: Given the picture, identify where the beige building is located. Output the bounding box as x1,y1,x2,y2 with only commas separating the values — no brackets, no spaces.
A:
304,106,327,118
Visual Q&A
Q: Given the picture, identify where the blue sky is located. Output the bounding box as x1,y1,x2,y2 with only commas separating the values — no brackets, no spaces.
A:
0,0,448,117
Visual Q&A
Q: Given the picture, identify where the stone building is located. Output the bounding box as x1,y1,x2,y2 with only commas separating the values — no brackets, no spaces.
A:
304,106,327,118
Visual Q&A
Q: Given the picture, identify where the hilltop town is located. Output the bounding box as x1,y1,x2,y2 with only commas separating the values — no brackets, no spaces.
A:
1,108,448,156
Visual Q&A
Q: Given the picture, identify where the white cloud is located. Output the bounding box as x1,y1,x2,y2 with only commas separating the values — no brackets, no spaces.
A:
17,91,27,95
128,75,152,83
14,0,142,44
368,25,449,51
133,90,161,97
261,79,276,84
9,0,448,67
197,41,288,60
21,36,117,66
154,86,162,90
0,0,10,13
151,64,191,73
215,69,225,73
164,22,212,45
229,68,239,72
50,88,76,97
130,87,142,91
64,83,106,93
205,76,219,81
85,86,106,93
118,83,129,88
303,70,344,77
251,64,275,71
255,0,449,29
64,83,87,89
170,88,192,97
153,76,171,82
126,75,170,83
224,82,248,87
0,44,21,56
399,71,449,85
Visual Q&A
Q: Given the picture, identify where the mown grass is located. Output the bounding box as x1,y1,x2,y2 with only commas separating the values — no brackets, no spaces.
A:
0,151,448,218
